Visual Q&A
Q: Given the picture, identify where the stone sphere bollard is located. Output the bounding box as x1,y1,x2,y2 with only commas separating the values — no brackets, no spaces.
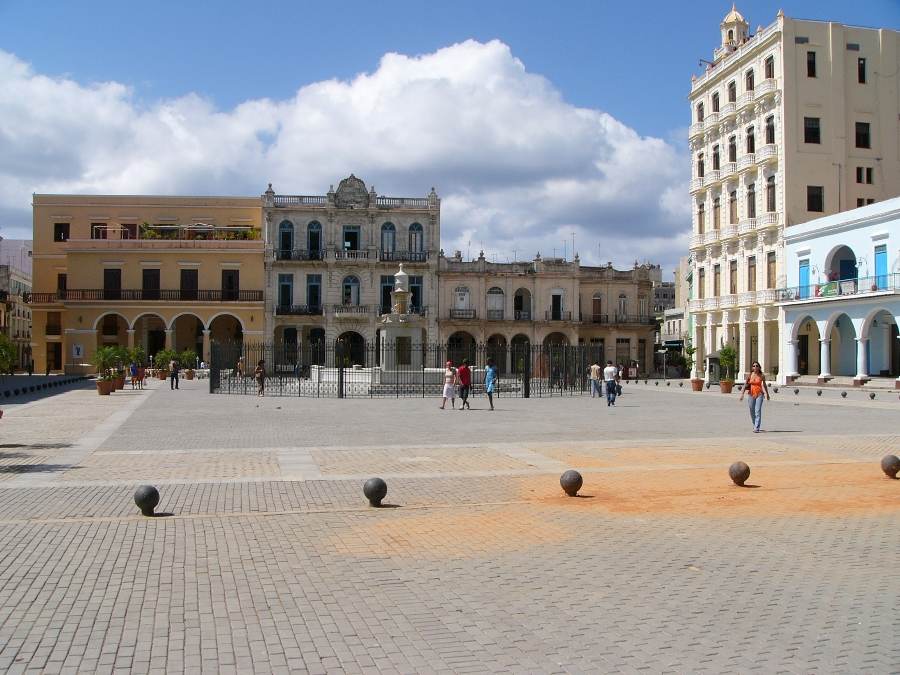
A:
679,382,684,387
881,455,900,479
869,392,876,400
794,388,800,395
655,381,659,386
773,387,779,394
705,382,711,390
666,382,670,386
729,461,751,486
363,477,388,507
134,485,160,516
841,391,847,398
560,470,583,497
816,390,822,396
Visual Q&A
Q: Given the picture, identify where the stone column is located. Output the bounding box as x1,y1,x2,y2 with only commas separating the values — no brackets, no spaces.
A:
703,320,714,381
737,310,748,379
690,319,702,379
818,339,832,382
164,329,174,350
757,316,768,377
126,329,135,349
785,339,798,379
202,329,211,364
854,338,869,383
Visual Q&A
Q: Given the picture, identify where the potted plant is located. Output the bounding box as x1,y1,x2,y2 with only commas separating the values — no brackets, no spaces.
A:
181,349,197,380
91,346,116,395
718,344,738,394
110,346,129,389
685,339,703,391
154,348,176,380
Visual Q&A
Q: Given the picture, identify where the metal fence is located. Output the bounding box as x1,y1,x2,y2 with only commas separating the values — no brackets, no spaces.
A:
210,341,625,398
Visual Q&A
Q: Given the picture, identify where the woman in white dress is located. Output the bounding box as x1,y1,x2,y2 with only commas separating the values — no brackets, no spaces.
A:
440,360,458,409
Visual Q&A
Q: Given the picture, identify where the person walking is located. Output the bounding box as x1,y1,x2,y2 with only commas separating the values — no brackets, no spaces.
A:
440,361,457,409
169,358,180,390
739,361,770,432
588,360,602,399
254,359,266,397
457,359,472,410
484,359,498,410
603,360,619,407
129,361,138,389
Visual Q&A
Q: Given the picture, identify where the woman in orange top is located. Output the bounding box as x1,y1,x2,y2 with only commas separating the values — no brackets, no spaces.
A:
739,361,770,433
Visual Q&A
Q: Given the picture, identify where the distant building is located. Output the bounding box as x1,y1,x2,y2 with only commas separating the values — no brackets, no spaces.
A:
0,264,32,369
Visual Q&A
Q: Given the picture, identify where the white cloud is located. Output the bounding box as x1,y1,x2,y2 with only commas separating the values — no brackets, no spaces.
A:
0,40,690,269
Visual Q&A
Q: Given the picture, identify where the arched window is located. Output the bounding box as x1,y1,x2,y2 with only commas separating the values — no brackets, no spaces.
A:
408,222,423,253
696,102,704,123
745,69,755,91
307,221,322,259
342,275,360,306
278,220,294,258
381,222,396,254
487,287,504,320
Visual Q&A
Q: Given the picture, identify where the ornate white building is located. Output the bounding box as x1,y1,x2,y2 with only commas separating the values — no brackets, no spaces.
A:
688,7,900,380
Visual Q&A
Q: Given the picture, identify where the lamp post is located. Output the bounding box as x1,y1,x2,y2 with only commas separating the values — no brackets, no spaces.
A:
656,348,668,381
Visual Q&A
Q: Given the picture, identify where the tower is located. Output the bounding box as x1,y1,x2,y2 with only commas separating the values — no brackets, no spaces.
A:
720,4,749,52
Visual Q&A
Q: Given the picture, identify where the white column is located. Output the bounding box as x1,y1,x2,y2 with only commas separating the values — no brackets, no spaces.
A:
818,339,831,380
855,338,868,380
164,329,174,350
691,319,702,379
703,320,714,381
202,329,211,364
737,311,748,379
126,329,135,349
785,339,798,378
757,316,768,377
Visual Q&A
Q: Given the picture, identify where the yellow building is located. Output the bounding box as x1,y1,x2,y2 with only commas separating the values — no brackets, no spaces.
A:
30,195,264,373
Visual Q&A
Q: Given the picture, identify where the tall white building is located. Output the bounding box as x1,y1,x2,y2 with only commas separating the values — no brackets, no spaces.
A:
688,6,900,380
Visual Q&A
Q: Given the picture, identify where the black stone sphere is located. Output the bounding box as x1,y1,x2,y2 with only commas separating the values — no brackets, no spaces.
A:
666,382,670,386
816,389,822,396
773,387,779,394
655,381,659,386
363,477,388,507
881,455,900,479
794,388,800,395
869,392,876,400
560,470,583,497
134,485,160,516
729,461,751,486
705,382,711,390
841,391,847,398
679,382,684,387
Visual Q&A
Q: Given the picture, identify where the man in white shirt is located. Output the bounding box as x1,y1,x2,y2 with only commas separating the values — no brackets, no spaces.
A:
603,360,619,407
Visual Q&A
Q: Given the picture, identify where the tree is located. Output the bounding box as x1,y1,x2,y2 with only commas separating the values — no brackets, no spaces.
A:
0,334,16,375
718,344,738,383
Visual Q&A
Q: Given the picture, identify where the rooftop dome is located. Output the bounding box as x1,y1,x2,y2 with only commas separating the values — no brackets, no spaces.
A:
722,3,747,25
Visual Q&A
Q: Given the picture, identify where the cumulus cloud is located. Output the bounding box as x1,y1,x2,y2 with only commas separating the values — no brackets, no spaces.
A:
0,40,689,269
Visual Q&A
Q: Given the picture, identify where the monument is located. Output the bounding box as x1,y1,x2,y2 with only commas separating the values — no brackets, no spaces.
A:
379,264,426,373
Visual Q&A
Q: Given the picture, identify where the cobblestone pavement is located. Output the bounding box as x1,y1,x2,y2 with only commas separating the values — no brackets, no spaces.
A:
0,380,897,674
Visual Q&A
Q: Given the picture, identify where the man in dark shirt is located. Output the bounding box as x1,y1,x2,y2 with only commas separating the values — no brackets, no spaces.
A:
457,359,472,410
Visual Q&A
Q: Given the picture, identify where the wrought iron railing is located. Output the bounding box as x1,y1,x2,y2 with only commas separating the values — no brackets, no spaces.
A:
450,309,476,320
275,304,323,316
31,289,263,302
776,274,899,302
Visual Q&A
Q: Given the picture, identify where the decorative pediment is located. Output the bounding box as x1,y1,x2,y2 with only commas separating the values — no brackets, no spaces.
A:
334,174,370,209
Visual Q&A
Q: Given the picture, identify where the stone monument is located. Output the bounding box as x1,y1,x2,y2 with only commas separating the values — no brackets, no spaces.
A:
379,264,425,373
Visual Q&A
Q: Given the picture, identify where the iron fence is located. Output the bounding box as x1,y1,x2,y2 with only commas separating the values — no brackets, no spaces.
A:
210,341,622,398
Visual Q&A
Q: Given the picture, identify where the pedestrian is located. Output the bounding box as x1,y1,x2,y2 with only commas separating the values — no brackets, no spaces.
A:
484,358,498,410
129,361,138,389
739,361,770,433
137,365,145,389
457,359,472,410
440,360,457,409
588,359,602,398
254,359,266,397
26,359,33,377
603,359,619,407
169,358,180,390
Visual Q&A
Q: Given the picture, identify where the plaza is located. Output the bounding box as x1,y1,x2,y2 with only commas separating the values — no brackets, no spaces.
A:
0,380,897,673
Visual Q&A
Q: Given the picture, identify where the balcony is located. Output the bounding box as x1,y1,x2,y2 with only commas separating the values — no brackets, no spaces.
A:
333,249,370,261
706,169,721,185
331,304,372,317
585,313,609,324
275,304,323,316
45,324,61,336
379,250,429,263
705,229,720,245
737,154,756,172
690,176,705,193
755,78,777,97
514,310,531,320
757,144,777,163
38,289,263,302
486,309,505,320
719,102,737,119
690,121,704,138
776,274,899,304
721,224,739,240
721,162,737,179
759,212,779,228
738,217,758,234
65,224,262,251
690,234,704,249
450,309,476,320
719,294,738,308
544,311,573,321
738,292,756,306
704,111,720,127
275,249,326,261
738,91,755,109
615,314,657,325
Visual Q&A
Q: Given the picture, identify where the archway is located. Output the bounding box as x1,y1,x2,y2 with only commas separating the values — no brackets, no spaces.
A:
336,331,366,367
826,245,857,281
172,313,204,359
96,313,129,350
542,332,570,386
447,331,476,366
824,313,857,377
209,314,243,345
510,334,530,374
792,316,821,376
487,287,505,320
862,309,899,377
486,334,508,373
131,313,167,359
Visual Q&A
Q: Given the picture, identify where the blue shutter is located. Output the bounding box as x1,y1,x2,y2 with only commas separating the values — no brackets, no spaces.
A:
798,260,810,299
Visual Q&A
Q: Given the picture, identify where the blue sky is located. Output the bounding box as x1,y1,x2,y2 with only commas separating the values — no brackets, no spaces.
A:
0,0,897,269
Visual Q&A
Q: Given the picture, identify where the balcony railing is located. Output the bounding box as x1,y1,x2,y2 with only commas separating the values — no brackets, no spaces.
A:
379,304,429,317
721,162,737,178
545,311,572,321
275,304,323,316
759,212,779,227
706,169,721,184
331,304,371,315
35,289,263,302
689,122,704,137
738,217,758,233
379,250,429,263
776,274,899,303
758,144,777,162
486,309,505,320
738,91,755,109
756,78,777,96
720,294,738,308
450,309,476,320
273,195,329,206
514,310,531,320
722,225,739,240
275,248,326,261
375,196,430,208
690,177,705,192
333,249,370,260
719,102,736,118
737,154,756,171
45,324,61,336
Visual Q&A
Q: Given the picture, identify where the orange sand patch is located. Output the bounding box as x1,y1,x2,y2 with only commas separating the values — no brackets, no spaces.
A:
544,446,846,469
518,463,900,517
324,507,566,559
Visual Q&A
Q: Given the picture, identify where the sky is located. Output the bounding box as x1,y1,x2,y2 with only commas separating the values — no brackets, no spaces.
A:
0,0,897,274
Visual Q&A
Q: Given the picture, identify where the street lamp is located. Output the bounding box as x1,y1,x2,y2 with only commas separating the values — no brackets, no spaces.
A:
656,348,668,381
